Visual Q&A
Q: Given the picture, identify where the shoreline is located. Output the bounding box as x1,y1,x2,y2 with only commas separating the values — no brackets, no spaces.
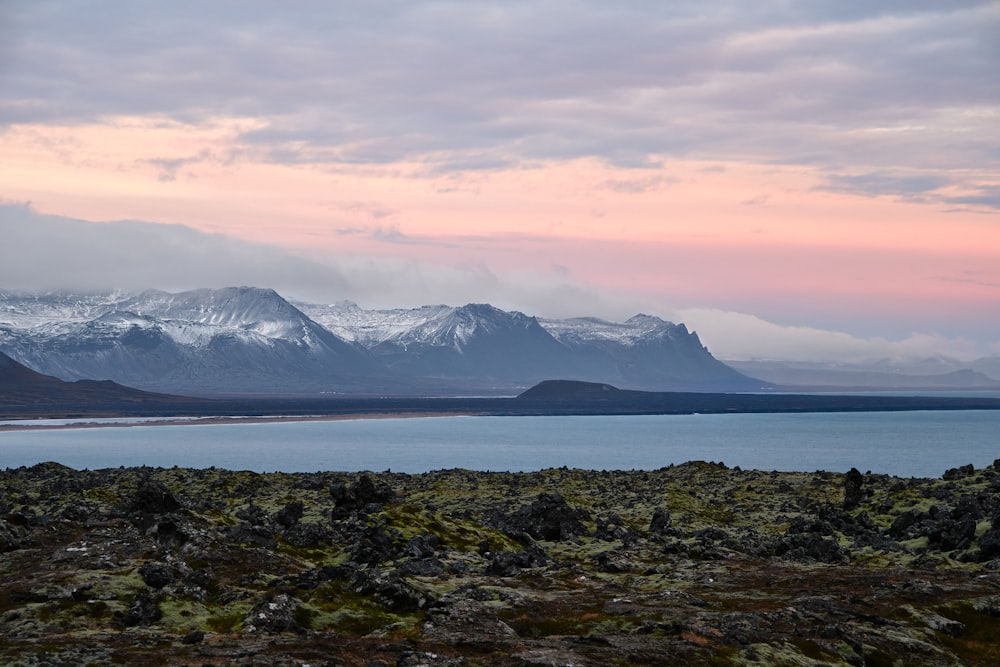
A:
0,411,481,432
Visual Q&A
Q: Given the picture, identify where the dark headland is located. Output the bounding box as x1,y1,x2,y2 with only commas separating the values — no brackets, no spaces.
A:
3,369,1000,423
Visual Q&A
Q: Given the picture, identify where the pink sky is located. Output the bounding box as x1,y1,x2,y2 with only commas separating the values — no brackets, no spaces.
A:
3,117,996,317
1,2,998,361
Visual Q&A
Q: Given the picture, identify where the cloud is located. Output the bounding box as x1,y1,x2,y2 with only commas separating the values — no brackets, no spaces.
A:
0,202,353,299
602,175,677,194
677,308,988,363
943,185,1000,210
0,203,644,318
140,149,214,182
2,1,996,186
1,203,996,361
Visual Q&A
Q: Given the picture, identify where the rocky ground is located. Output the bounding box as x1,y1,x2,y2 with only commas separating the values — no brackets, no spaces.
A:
2,460,1000,666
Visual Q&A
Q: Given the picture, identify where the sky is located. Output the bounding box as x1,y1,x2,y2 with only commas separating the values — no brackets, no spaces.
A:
1,1,998,362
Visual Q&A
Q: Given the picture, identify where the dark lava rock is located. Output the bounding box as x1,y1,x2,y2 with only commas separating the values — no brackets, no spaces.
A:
274,499,304,528
943,464,975,480
227,523,278,549
405,532,440,559
330,475,394,518
284,521,332,547
351,523,400,565
139,562,177,589
978,527,1000,560
649,507,674,536
595,513,638,544
931,516,977,552
181,629,204,644
500,492,589,542
118,592,161,627
398,556,446,577
353,569,432,611
594,550,633,573
235,503,272,527
776,533,847,564
843,467,864,510
486,545,551,576
148,519,188,546
128,479,181,515
245,593,306,634
889,508,924,539
0,519,27,552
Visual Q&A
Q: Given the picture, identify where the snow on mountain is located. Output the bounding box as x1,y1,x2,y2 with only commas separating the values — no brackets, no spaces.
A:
365,303,580,385
301,301,759,391
122,287,327,344
0,288,377,394
0,291,130,330
0,288,764,394
540,314,691,346
296,301,454,347
378,304,538,349
540,313,760,391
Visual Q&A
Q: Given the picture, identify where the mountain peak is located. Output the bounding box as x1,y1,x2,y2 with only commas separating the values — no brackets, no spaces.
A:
123,286,305,331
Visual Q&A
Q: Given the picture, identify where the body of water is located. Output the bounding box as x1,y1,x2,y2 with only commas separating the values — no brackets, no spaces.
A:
1,411,998,477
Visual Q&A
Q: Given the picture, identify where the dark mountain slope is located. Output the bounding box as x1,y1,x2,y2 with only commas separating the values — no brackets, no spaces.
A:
0,350,194,414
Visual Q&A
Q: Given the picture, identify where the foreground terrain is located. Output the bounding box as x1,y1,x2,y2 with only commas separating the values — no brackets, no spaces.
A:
2,461,1000,666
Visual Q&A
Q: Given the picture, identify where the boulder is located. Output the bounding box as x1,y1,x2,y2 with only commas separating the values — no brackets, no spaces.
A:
502,493,588,542
350,523,399,565
843,468,864,510
486,545,551,577
139,563,177,589
978,527,1000,560
245,593,306,634
330,475,394,518
118,592,161,627
943,464,975,480
128,479,181,515
649,507,674,536
274,500,304,528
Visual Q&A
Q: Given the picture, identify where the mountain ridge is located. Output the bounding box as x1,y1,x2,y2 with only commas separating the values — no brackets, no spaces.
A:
2,287,762,395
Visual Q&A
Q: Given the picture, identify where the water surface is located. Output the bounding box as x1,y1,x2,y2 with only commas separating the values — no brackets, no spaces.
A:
2,411,998,477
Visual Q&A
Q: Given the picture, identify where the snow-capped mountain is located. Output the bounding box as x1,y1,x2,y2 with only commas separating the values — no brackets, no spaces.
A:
538,314,761,390
0,288,762,395
298,301,761,391
299,301,581,386
0,287,378,395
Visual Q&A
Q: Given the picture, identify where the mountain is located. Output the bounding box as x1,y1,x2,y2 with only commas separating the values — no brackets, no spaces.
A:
365,304,580,386
0,287,379,395
540,314,763,391
300,301,582,387
0,349,187,413
0,288,760,395
727,359,1000,391
971,356,1000,382
299,301,762,392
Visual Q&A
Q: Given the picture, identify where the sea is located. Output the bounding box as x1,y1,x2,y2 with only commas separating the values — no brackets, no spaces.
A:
2,407,999,478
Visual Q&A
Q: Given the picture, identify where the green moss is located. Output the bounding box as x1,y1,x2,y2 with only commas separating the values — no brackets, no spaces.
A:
206,610,245,633
383,503,519,553
156,598,217,633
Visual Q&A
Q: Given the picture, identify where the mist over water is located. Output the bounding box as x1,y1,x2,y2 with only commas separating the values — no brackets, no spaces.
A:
2,411,998,478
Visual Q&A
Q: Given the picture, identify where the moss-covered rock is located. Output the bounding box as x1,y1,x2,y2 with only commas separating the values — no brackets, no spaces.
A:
2,461,1000,665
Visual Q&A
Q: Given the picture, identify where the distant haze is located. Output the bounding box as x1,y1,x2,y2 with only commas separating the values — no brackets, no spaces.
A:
1,2,997,363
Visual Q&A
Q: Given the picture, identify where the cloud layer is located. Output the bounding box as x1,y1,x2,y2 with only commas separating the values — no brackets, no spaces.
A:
1,204,993,362
1,2,997,364
2,1,997,206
